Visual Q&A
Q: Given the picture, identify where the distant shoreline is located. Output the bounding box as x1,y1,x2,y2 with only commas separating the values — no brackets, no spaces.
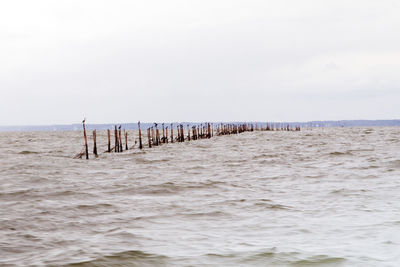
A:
0,120,399,132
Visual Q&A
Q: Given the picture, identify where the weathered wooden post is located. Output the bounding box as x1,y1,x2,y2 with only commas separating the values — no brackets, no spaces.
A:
82,119,89,159
114,125,118,152
125,130,128,150
165,126,169,143
180,124,184,142
155,123,160,146
138,121,143,149
187,124,191,141
170,123,174,143
107,129,111,152
147,128,152,148
162,123,166,143
93,130,98,156
151,127,155,146
119,126,123,152
154,123,157,146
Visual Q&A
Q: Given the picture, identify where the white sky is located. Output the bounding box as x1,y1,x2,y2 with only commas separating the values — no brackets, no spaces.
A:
0,0,399,125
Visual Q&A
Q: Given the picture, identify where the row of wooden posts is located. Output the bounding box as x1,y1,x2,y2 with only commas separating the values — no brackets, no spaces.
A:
77,121,301,159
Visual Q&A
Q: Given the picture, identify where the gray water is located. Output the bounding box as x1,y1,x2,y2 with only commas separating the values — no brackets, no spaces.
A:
1,127,400,266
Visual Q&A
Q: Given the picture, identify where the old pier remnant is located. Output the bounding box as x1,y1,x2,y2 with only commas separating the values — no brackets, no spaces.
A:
74,120,301,159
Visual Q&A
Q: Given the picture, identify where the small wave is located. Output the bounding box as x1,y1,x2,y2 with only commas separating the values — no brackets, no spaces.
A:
304,174,324,179
138,180,228,195
239,250,301,265
240,250,346,266
75,203,114,210
252,153,277,160
329,151,353,156
63,250,168,267
134,157,171,164
387,159,400,168
18,150,39,155
291,255,346,266
0,189,34,198
254,202,292,210
186,180,228,189
348,148,375,152
330,188,369,195
139,182,183,195
179,210,229,218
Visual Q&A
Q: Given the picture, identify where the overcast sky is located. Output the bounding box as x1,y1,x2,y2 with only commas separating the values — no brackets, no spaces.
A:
0,0,399,125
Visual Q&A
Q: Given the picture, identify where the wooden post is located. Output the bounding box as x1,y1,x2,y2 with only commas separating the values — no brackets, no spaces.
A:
162,123,166,143
93,130,98,156
180,124,184,142
147,128,152,148
138,121,143,149
155,123,160,146
107,129,111,152
181,125,184,142
154,123,157,146
119,126,123,152
114,125,118,153
125,130,128,150
165,126,169,143
151,127,155,146
170,123,174,143
82,119,89,159
187,125,190,141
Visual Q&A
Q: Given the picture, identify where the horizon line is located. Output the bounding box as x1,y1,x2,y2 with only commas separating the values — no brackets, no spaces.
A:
0,118,399,128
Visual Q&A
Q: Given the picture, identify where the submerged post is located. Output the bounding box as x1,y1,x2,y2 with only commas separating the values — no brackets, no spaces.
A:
82,119,89,159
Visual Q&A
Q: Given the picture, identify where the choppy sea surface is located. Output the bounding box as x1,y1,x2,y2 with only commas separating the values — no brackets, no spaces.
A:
1,127,400,266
